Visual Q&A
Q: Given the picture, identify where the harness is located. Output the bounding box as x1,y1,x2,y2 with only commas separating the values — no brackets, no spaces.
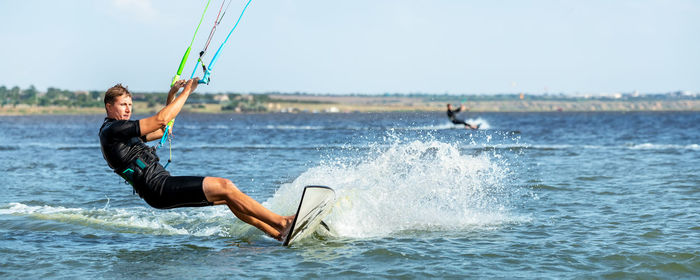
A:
97,120,161,195
119,146,160,196
118,144,159,183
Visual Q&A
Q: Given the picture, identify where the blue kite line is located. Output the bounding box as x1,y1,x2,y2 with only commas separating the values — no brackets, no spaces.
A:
199,0,253,84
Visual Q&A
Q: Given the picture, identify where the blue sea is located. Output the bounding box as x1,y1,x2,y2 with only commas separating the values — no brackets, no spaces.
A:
1,111,698,278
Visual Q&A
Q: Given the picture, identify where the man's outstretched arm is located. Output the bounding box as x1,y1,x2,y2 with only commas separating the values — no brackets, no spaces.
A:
139,78,199,138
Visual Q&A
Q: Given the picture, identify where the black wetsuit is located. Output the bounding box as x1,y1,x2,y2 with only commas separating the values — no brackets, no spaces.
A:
99,118,211,209
447,107,469,126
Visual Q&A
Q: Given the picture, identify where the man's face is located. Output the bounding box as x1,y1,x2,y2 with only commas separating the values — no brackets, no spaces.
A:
106,95,133,120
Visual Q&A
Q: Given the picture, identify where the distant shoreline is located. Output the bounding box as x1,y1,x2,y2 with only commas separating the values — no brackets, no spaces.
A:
3,85,698,115
2,98,698,116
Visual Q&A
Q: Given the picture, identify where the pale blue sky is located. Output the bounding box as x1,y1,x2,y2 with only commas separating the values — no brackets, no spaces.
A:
1,0,698,94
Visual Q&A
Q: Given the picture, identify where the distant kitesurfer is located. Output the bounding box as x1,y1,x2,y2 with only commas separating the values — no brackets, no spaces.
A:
98,79,294,241
446,103,479,130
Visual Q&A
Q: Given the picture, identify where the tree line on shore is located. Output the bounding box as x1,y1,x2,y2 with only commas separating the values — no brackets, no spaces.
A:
1,85,103,108
2,85,697,111
0,85,271,112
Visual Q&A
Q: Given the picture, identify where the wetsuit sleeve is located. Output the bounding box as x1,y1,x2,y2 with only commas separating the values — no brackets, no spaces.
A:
102,120,142,140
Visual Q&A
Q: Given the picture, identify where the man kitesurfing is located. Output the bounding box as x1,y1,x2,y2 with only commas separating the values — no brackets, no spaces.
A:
447,103,479,130
98,0,296,242
99,80,294,241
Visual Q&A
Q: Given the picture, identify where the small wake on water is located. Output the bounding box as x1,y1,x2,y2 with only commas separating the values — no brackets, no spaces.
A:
0,202,196,235
627,143,700,150
0,201,248,238
265,133,524,239
467,117,492,130
408,118,492,131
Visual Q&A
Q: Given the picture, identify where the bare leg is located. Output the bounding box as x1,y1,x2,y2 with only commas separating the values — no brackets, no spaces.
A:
204,177,294,240
212,200,283,239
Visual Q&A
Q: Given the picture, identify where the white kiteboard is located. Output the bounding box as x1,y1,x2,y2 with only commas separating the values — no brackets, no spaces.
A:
283,185,335,246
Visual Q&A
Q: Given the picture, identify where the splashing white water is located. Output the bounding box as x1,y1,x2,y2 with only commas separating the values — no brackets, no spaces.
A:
467,117,492,130
265,136,519,238
2,134,521,240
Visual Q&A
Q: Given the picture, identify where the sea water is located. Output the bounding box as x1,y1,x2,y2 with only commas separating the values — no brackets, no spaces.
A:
0,112,698,278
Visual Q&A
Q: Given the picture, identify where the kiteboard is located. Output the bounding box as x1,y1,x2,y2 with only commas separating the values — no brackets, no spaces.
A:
282,185,335,246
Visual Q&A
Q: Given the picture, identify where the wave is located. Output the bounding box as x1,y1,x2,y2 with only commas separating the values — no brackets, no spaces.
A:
0,202,256,238
262,137,528,239
627,143,700,150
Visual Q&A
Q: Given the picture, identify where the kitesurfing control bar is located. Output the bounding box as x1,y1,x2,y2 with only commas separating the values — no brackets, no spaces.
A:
170,0,211,86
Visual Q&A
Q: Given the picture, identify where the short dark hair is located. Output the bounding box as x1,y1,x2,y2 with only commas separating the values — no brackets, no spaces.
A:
104,84,132,107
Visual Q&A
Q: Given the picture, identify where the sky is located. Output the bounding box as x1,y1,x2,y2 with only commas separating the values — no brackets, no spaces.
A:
0,0,698,95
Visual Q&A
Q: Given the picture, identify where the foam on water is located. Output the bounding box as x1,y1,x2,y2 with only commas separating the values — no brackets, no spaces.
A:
467,117,492,130
0,202,250,237
628,143,700,150
264,134,521,239
410,118,492,131
0,202,188,235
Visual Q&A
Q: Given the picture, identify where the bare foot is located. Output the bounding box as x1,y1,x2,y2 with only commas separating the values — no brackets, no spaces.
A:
276,215,296,241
